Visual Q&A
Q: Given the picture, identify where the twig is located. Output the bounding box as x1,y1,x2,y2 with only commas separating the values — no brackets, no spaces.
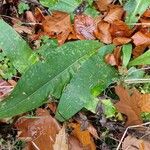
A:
116,122,150,150
127,23,150,26
124,78,150,84
0,15,42,25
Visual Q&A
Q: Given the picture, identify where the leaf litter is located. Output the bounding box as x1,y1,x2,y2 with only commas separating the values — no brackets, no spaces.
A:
0,0,150,149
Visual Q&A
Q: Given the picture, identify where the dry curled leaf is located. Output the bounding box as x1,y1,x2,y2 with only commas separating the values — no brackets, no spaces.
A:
110,20,132,38
115,85,142,126
105,54,117,66
0,79,16,101
42,11,72,45
132,31,150,46
95,0,113,12
95,21,112,44
104,5,124,23
132,45,147,58
69,136,83,150
15,108,61,150
122,135,150,150
138,94,150,112
53,125,68,150
74,14,96,40
113,37,131,46
70,123,96,150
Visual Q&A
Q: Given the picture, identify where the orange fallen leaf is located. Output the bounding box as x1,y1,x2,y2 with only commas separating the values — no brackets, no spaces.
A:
70,123,96,150
132,45,147,58
53,125,68,150
95,0,113,12
95,21,112,44
143,9,150,18
122,135,150,150
15,108,61,150
131,31,150,46
113,46,122,66
42,11,72,45
113,37,131,46
104,5,124,23
110,20,132,38
138,94,150,112
115,85,142,126
74,14,96,40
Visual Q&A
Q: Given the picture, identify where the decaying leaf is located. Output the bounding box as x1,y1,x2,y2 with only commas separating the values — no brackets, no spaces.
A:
53,125,68,150
69,136,83,150
95,0,113,12
113,37,131,46
15,109,61,150
110,20,132,38
70,123,96,150
115,85,142,126
74,14,96,40
122,135,150,150
115,85,150,126
0,79,16,101
95,21,112,44
132,31,150,46
105,54,117,66
113,46,122,66
132,45,147,58
139,94,150,112
104,5,124,23
42,11,72,44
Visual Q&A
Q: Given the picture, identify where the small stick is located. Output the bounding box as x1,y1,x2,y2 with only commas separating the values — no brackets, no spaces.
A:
116,122,150,150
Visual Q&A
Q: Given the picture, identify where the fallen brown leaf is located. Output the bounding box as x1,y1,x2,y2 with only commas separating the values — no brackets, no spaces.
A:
113,46,122,66
110,20,132,38
74,14,96,40
132,45,147,58
53,125,68,150
95,21,112,44
143,9,150,18
15,108,61,150
42,11,72,45
105,54,117,66
69,136,83,150
104,5,124,23
113,37,131,46
25,11,36,23
70,123,96,150
122,135,150,150
0,79,16,101
132,31,150,46
138,94,150,112
13,24,33,34
115,85,142,126
95,0,113,12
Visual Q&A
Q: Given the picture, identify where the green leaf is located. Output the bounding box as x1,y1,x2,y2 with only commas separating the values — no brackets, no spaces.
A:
56,45,119,122
39,0,58,7
0,40,102,119
0,20,38,73
84,6,100,17
48,0,82,13
122,44,132,67
102,99,117,118
129,50,150,66
124,0,150,28
18,2,30,14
